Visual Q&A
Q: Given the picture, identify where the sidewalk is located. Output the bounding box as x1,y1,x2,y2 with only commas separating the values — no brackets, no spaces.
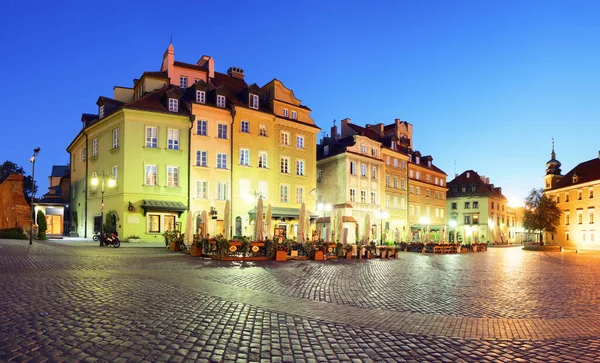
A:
46,236,166,248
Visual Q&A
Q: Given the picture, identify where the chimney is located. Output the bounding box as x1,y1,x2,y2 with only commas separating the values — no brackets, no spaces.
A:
197,56,215,78
227,67,245,80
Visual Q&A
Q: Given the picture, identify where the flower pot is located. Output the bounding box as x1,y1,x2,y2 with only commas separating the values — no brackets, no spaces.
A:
314,250,324,261
365,250,371,259
346,251,353,259
190,245,202,257
275,250,287,261
169,241,180,251
381,250,387,259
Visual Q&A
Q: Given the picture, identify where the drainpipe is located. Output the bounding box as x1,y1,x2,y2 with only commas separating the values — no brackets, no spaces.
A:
188,115,195,217
229,105,236,237
84,132,89,238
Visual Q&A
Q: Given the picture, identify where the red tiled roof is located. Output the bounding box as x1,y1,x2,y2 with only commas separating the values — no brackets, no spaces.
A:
551,157,600,190
141,71,168,79
447,170,506,199
124,85,191,116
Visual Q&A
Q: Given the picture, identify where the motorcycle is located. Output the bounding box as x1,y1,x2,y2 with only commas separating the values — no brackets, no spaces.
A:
102,231,121,248
92,232,100,241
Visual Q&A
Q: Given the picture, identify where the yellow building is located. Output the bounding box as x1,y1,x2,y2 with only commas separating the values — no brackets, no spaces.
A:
543,146,600,250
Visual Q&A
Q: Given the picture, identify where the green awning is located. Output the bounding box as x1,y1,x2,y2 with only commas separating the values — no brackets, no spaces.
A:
141,200,187,216
248,207,318,220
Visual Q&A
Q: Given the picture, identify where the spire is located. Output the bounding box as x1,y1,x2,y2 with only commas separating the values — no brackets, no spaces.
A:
551,138,556,160
545,138,561,175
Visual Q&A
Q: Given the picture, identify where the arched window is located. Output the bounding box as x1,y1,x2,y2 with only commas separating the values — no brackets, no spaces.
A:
235,216,242,236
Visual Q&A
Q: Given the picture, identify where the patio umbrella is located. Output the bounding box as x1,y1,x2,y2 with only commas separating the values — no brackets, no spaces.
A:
255,197,264,241
337,209,343,243
185,209,194,246
299,202,307,242
305,208,311,242
202,210,208,237
330,210,337,243
266,204,272,239
224,200,231,240
364,214,371,244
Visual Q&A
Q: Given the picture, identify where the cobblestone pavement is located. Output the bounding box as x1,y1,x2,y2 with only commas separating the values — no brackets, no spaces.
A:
1,239,600,362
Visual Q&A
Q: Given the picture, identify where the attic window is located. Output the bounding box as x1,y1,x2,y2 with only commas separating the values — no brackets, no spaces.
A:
291,111,297,119
428,160,431,167
391,143,396,150
416,156,420,164
217,95,226,108
99,105,105,119
573,174,578,183
466,172,470,178
169,98,179,112
324,145,329,156
249,94,259,109
283,109,289,117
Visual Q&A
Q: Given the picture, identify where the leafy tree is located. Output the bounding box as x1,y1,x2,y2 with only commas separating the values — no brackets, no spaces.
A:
0,160,37,203
523,188,561,245
103,210,118,233
36,210,47,240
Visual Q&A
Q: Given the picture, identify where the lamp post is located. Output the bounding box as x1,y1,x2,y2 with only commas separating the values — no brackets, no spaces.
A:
316,202,332,241
375,209,388,245
91,173,116,246
29,147,41,245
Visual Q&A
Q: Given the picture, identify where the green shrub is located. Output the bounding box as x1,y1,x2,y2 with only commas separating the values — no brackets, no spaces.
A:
36,210,47,240
0,228,27,240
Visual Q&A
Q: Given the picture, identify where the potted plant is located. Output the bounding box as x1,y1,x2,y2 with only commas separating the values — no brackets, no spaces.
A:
127,235,142,243
275,240,288,262
380,246,387,259
313,239,325,261
344,244,353,259
165,231,179,251
190,235,206,257
336,242,344,258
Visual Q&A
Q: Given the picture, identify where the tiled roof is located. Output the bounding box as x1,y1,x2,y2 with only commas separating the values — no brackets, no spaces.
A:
317,136,356,160
51,165,69,178
551,157,600,190
446,170,506,199
124,85,191,116
141,71,168,79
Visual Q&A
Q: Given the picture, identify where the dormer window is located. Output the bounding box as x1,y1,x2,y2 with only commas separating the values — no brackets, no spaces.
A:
196,90,205,104
416,156,420,164
428,160,431,167
572,174,578,183
466,172,470,178
169,98,178,112
99,105,105,119
283,108,289,117
291,111,297,119
324,145,329,156
391,143,396,150
179,76,188,88
217,95,226,108
249,94,259,109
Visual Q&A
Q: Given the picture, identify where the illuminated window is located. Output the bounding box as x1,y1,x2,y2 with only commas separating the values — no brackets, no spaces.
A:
360,190,366,203
349,188,356,202
167,166,178,187
280,132,290,145
259,125,268,136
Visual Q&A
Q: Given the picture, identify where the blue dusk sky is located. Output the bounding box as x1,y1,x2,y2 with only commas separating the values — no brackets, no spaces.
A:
1,0,599,205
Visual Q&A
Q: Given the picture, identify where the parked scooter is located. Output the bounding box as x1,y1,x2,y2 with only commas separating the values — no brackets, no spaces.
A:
102,231,121,248
92,232,100,241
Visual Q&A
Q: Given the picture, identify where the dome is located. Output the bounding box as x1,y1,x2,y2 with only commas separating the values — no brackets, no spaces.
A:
545,142,562,175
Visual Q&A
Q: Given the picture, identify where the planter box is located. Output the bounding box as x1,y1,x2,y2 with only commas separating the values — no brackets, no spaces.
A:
169,241,180,251
290,250,299,257
275,250,287,261
190,245,202,257
314,250,324,261
346,251,353,259
381,250,387,259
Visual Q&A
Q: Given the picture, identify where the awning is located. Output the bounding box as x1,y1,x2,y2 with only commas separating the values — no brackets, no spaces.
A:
248,207,318,220
316,216,358,224
410,224,444,231
141,200,187,216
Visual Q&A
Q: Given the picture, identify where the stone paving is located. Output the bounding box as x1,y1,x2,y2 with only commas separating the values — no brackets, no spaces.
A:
1,239,600,362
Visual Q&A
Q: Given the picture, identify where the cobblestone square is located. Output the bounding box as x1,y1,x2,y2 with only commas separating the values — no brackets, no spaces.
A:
1,240,599,362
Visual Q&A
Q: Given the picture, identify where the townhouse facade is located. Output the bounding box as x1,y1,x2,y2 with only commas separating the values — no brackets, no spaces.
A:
543,145,600,249
446,170,512,244
67,43,319,241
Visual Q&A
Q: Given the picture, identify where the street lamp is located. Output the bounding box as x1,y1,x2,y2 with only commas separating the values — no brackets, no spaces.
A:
91,173,116,246
375,210,388,245
29,147,41,245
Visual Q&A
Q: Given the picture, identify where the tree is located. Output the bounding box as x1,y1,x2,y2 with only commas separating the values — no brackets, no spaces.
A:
37,210,47,240
0,160,37,203
523,188,561,245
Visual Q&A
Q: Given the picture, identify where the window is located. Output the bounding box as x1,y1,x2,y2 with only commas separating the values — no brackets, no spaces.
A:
426,175,431,182
217,95,226,108
324,145,329,156
258,181,268,199
371,148,377,157
401,160,406,169
360,164,367,177
435,191,439,199
440,209,444,218
386,156,390,165
112,128,119,149
350,162,357,175
296,135,304,149
416,187,420,195
416,172,420,180
464,215,471,224
167,129,180,150
426,206,430,217
566,231,570,241
91,171,98,191
435,177,439,185
217,182,228,200
216,153,228,169
578,190,582,200
565,193,569,202
296,187,304,204
394,176,398,188
99,105,105,119
589,209,594,224
145,165,157,185
291,111,297,119
425,189,430,198
409,185,414,194
81,147,87,162
360,190,367,203
385,175,391,187
464,202,470,209
361,144,367,153
196,180,208,199
112,165,118,184
258,151,268,168
370,192,376,204
578,211,583,224
401,178,406,190
169,98,178,112
195,121,207,136
179,76,187,88
386,196,391,208
280,157,289,174
196,90,205,104
148,215,160,233
218,124,228,139
249,94,259,109
410,205,414,215
473,201,479,209
259,125,268,137
565,212,570,225
400,197,406,210
241,120,250,133
349,188,356,202
196,150,206,166
409,170,414,178
92,138,98,158
452,202,457,210
146,127,158,148
590,188,595,199
462,187,466,193
371,166,377,179
393,159,399,168
167,166,179,187
296,160,305,176
240,149,250,166
283,108,289,117
491,201,495,209
281,132,290,145
317,169,322,181
280,185,289,203
472,215,479,224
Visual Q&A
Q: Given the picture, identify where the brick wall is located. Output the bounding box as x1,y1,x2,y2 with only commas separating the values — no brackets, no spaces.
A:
0,174,31,230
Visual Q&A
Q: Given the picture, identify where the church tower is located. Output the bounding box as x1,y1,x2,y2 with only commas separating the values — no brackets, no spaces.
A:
544,139,562,190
